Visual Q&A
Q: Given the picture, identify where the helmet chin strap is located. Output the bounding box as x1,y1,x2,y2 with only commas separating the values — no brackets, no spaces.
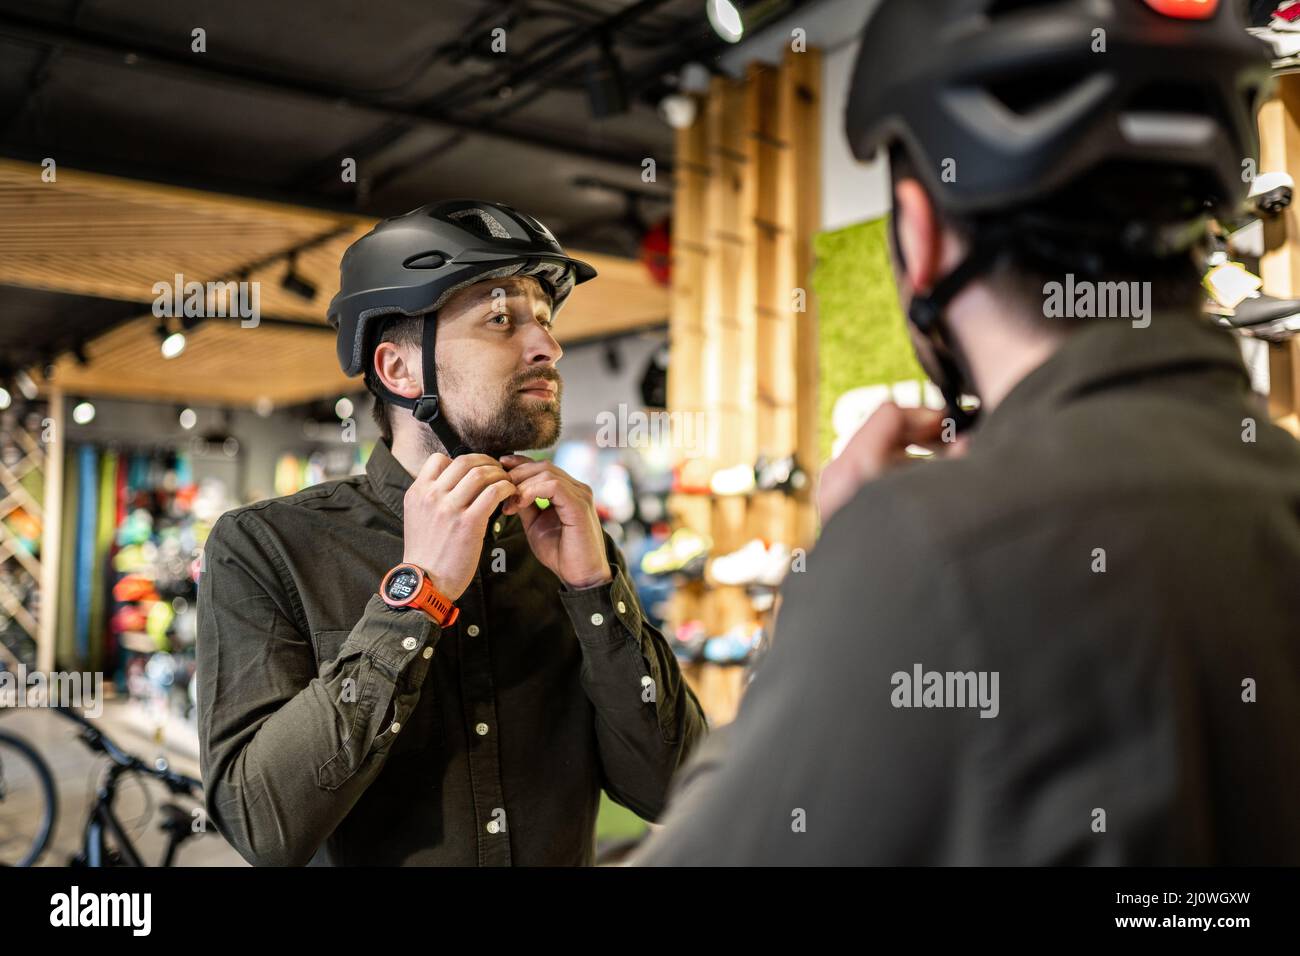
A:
376,316,473,458
891,214,1009,433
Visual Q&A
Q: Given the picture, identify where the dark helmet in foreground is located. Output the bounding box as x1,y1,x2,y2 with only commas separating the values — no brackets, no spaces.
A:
843,0,1271,430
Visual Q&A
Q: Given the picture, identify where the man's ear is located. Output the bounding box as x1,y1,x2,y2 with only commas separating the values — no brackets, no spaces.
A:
372,341,422,399
893,178,943,296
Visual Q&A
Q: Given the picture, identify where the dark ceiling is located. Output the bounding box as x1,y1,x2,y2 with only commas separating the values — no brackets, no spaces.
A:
0,0,811,376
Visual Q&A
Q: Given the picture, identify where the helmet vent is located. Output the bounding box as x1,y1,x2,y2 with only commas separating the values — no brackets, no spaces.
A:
446,207,512,240
403,251,448,269
1124,81,1225,137
1126,82,1212,116
985,67,1082,117
986,0,1069,18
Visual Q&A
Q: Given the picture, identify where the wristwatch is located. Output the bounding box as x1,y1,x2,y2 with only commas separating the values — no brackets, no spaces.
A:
379,564,459,627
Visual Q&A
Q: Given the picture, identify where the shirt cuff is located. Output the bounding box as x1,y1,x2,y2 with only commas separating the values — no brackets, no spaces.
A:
337,593,441,679
558,566,643,647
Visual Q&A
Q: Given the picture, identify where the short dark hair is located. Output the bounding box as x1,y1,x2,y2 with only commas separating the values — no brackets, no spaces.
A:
886,143,1204,322
366,314,427,445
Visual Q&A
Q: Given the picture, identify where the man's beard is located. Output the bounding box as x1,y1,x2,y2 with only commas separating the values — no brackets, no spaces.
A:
418,367,563,458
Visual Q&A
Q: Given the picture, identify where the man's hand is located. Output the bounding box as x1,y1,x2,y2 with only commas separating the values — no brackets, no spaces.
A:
817,403,967,524
402,453,517,601
499,455,613,590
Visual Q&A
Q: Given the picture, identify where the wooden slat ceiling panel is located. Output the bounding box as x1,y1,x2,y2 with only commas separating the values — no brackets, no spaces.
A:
0,160,668,406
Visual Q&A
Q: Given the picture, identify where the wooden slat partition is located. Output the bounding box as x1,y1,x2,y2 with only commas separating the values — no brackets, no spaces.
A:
667,48,821,726
0,159,669,406
1258,80,1300,436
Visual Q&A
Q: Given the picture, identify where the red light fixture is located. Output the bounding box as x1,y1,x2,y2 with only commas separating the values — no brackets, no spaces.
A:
1141,0,1218,20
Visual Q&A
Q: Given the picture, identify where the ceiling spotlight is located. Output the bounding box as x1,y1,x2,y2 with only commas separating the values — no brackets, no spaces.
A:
0,387,10,411
14,370,37,400
160,330,187,359
574,176,613,199
334,396,354,420
658,93,697,130
281,255,318,301
179,407,198,430
72,400,96,425
707,0,745,43
679,62,712,94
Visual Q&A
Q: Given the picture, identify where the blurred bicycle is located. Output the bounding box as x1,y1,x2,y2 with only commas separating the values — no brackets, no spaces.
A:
0,710,56,866
0,704,208,866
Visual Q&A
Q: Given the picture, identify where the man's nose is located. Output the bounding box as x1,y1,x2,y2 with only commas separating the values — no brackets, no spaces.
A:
524,321,562,365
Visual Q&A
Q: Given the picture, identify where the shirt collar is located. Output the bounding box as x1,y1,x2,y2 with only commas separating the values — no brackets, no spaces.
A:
366,439,412,520
973,311,1249,446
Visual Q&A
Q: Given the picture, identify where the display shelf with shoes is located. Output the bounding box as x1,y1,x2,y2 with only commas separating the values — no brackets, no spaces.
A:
708,538,792,588
670,619,708,664
639,527,712,578
702,623,764,665
709,462,756,496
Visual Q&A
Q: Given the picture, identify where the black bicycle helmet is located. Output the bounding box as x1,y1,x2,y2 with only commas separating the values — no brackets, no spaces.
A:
846,0,1271,221
843,0,1271,431
328,199,596,456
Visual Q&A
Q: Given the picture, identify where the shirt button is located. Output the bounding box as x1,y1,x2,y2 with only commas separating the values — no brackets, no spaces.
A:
493,521,502,535
390,722,401,734
617,601,627,614
475,722,490,736
486,820,500,834
590,613,604,626
422,646,433,660
402,637,418,651
467,624,480,637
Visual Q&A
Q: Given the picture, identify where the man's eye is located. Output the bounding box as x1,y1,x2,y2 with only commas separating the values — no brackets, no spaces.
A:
488,313,510,326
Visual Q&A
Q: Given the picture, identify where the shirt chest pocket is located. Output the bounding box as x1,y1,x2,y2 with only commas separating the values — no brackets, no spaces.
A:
311,628,444,764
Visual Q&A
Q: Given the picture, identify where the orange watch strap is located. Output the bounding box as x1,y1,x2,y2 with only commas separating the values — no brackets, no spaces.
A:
413,574,459,627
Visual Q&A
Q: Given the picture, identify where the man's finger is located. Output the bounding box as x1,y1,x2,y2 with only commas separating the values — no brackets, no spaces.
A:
854,402,907,452
504,461,583,504
468,478,518,523
899,408,946,445
415,452,452,485
512,475,565,514
834,403,905,484
434,453,501,493
447,464,513,510
507,496,544,533
501,459,561,482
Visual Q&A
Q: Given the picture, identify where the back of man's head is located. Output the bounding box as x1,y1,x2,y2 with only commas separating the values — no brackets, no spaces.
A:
846,0,1271,418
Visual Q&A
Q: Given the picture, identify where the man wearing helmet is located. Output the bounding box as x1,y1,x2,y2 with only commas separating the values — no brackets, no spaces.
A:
197,200,706,866
635,0,1300,864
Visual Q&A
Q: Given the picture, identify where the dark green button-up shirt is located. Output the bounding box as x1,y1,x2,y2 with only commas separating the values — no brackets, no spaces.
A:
636,310,1300,865
196,440,706,866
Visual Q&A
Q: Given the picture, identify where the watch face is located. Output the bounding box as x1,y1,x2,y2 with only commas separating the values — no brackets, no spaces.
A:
385,568,420,604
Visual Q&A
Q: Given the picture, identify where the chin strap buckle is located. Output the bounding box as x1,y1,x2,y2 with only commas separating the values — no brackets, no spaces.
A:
909,297,941,334
412,395,440,423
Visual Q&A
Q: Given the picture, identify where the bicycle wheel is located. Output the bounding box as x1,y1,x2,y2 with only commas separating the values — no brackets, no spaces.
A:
0,731,58,866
